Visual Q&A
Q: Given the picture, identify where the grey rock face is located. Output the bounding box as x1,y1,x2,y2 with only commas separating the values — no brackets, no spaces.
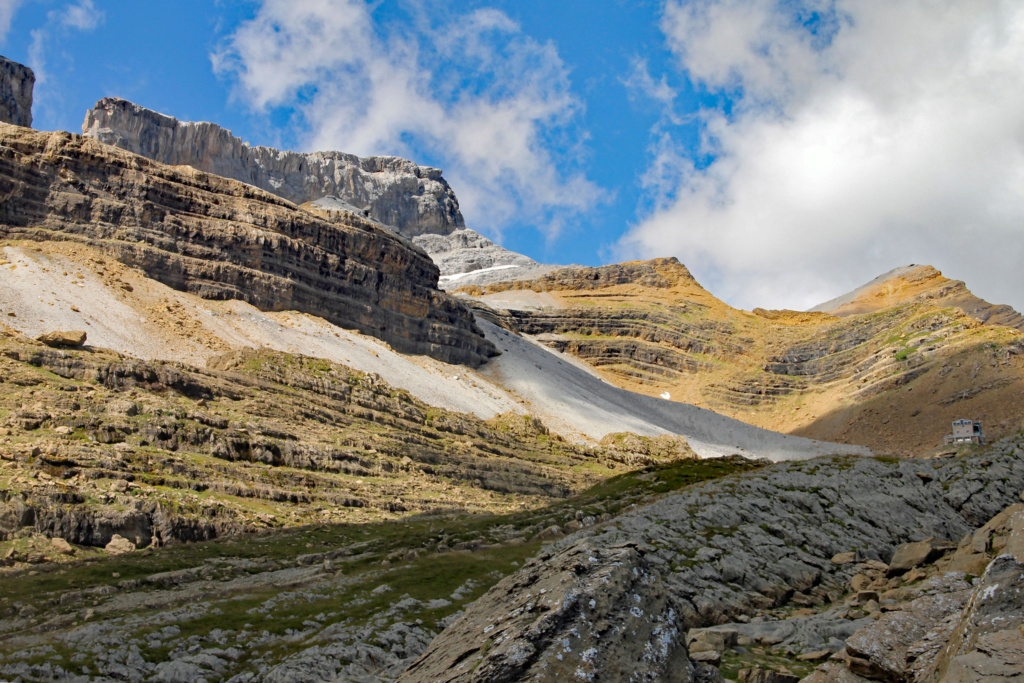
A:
82,97,464,237
403,436,1024,682
931,555,1024,681
399,539,693,682
0,55,33,127
412,229,558,289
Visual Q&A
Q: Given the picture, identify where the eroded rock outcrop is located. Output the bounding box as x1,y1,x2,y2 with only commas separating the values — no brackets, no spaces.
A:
0,55,33,128
402,436,1024,682
83,97,464,236
412,229,557,288
0,125,496,365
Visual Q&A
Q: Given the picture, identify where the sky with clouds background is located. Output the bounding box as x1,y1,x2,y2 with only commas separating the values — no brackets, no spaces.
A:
2,0,1022,314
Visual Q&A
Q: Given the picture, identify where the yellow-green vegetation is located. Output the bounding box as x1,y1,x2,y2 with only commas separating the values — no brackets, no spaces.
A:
2,327,703,555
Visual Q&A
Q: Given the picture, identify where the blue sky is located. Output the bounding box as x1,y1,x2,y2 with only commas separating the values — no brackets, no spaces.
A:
3,0,1023,314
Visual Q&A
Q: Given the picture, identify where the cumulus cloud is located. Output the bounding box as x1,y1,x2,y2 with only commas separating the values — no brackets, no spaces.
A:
214,0,600,238
621,0,1024,314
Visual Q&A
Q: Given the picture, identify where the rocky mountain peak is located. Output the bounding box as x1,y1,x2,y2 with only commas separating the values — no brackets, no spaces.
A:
811,263,1024,331
0,55,33,128
82,97,464,237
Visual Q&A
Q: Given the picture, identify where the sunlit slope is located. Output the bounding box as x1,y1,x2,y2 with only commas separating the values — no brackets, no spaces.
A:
461,258,1024,455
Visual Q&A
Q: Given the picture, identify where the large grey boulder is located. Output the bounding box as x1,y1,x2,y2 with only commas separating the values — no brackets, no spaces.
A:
82,97,463,237
0,55,33,127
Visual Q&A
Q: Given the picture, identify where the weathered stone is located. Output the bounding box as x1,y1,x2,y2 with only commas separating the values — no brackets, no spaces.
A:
49,537,74,554
887,538,956,576
688,627,739,653
845,580,971,680
738,668,799,683
398,540,692,682
690,650,721,665
800,661,874,682
83,97,463,237
413,229,557,287
106,400,139,417
850,574,873,592
404,438,1024,682
0,126,496,366
35,330,87,348
947,552,992,577
0,56,33,127
831,552,856,565
796,649,832,662
104,534,136,555
923,555,1024,681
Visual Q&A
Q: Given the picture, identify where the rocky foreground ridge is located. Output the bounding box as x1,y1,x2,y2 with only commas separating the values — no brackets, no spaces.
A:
0,55,33,128
83,97,464,237
0,124,495,366
402,436,1024,682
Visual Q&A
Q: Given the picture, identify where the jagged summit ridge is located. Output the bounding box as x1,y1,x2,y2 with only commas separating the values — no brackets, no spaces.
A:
0,55,33,128
82,97,464,237
811,263,1024,331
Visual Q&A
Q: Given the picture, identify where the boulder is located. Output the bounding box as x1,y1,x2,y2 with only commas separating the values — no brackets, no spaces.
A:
35,331,87,348
687,627,739,653
49,537,75,554
104,534,136,555
887,538,956,576
831,552,856,565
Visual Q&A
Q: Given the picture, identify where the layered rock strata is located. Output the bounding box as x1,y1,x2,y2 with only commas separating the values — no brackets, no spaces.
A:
82,97,464,236
401,436,1024,681
0,333,617,548
0,56,33,128
464,258,1024,454
811,264,1024,332
0,125,496,365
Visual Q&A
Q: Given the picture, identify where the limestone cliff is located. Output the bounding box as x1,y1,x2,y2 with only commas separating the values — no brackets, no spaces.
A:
0,124,496,366
0,56,33,128
82,97,464,237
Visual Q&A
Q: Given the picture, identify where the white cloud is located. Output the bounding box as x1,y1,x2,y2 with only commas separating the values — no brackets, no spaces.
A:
621,0,1024,314
0,0,26,44
214,0,600,238
60,0,102,31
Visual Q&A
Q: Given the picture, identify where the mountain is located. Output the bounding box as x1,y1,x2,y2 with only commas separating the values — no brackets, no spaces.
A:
83,97,464,237
811,263,1024,331
2,55,1023,683
0,55,33,128
0,123,495,367
461,258,1024,454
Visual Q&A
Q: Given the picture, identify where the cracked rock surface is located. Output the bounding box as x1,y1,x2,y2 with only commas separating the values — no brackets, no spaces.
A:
404,436,1024,682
